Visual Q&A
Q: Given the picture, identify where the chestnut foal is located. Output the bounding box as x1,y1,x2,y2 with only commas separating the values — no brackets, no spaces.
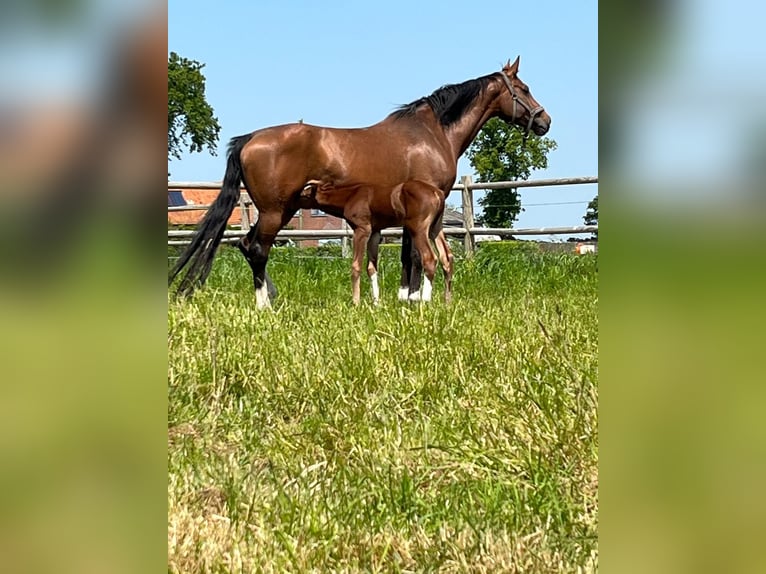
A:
302,179,453,304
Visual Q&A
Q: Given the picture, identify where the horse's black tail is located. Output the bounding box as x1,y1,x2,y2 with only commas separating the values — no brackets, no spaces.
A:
169,134,252,296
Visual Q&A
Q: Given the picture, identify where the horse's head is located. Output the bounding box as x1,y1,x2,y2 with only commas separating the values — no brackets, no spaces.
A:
497,56,551,136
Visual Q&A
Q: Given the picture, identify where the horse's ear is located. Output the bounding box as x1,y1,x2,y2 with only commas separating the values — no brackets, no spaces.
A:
503,56,520,75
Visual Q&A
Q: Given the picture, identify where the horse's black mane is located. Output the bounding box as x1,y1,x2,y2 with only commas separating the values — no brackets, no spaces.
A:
389,73,497,127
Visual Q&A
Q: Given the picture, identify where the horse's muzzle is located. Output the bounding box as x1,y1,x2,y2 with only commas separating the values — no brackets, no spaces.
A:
532,114,551,136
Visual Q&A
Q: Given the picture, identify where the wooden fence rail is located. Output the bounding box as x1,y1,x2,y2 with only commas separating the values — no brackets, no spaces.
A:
168,176,598,253
167,226,597,239
167,176,597,193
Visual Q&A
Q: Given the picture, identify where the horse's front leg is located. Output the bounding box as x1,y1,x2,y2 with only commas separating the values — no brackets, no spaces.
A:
399,229,413,301
407,242,424,302
408,226,436,303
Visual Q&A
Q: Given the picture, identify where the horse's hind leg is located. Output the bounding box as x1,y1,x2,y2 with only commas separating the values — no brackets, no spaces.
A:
366,230,382,304
238,226,278,300
239,209,291,309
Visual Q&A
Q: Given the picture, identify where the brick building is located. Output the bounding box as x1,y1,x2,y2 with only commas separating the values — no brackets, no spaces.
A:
168,187,344,247
168,186,464,247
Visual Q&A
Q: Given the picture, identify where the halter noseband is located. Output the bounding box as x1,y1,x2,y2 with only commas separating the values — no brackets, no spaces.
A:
499,71,545,137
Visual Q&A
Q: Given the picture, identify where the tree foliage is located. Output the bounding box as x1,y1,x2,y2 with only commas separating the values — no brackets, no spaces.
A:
168,52,221,162
583,196,598,226
465,118,557,228
583,195,598,238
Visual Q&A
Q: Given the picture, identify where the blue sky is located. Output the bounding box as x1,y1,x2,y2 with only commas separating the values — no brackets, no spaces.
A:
168,0,598,233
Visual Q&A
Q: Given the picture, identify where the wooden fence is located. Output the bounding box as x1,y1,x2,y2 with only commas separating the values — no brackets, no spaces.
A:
168,176,598,255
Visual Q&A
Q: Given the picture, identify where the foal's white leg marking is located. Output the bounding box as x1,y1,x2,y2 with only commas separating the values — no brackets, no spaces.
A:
255,281,271,309
421,276,433,302
408,289,421,302
370,272,380,303
398,287,409,301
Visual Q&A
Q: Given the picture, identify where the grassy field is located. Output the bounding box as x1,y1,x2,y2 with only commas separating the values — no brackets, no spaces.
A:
168,243,598,572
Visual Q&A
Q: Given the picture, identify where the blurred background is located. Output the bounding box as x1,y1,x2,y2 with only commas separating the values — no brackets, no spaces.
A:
0,1,165,572
1,0,765,571
602,1,766,573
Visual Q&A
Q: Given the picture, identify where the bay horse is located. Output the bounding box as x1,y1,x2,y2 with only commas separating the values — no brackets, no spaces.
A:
301,178,453,304
169,57,550,307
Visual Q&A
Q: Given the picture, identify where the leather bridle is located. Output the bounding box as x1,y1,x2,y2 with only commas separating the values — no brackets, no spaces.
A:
498,71,545,137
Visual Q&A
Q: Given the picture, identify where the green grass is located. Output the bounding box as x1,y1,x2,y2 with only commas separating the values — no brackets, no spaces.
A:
168,244,598,572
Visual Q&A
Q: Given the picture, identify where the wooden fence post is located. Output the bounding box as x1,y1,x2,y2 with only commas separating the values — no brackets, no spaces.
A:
298,209,304,248
460,175,475,257
239,193,251,230
341,219,350,257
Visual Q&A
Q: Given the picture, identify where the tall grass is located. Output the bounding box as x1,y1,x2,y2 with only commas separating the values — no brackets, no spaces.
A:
168,244,598,572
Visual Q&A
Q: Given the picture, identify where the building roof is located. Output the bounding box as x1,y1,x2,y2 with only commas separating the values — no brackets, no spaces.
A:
168,190,186,207
443,206,464,226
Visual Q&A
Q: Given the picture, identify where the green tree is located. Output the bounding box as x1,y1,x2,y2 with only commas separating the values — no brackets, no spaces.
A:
465,118,557,228
584,195,598,239
168,52,221,163
584,196,598,226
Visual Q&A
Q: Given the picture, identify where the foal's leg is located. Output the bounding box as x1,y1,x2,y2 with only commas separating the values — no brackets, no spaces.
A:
405,181,446,303
432,230,453,303
350,224,371,305
366,230,382,304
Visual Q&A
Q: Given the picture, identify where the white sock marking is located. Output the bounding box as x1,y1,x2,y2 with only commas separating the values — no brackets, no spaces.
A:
398,287,409,301
255,281,271,309
371,273,380,302
421,276,433,302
